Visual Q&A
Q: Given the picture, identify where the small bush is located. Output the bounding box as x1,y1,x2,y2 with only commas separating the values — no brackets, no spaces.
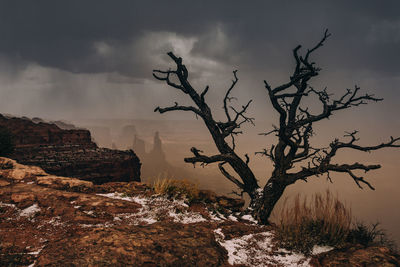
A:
153,178,199,203
275,190,352,255
348,222,381,247
348,222,397,252
0,128,15,157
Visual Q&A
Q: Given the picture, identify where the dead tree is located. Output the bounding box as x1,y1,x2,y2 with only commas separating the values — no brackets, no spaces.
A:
153,30,400,224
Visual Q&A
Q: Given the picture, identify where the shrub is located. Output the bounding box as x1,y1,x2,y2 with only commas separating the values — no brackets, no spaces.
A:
274,190,352,255
0,127,14,157
348,222,398,252
153,178,199,203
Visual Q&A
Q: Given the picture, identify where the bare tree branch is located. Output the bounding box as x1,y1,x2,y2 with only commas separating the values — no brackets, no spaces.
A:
184,147,230,166
200,86,209,102
153,52,259,197
153,70,184,90
296,86,383,126
223,70,239,121
154,102,202,117
218,162,245,189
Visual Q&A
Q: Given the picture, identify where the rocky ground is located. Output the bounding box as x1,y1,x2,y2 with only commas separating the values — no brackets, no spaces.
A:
0,157,399,266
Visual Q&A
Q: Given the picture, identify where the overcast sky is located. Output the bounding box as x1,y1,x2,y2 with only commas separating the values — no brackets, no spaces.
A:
0,0,399,123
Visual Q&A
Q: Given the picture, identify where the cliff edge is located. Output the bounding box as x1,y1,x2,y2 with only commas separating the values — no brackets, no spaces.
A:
0,114,141,184
0,158,399,266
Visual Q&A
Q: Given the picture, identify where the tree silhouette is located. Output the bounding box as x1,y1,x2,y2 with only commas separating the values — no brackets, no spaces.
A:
153,30,400,224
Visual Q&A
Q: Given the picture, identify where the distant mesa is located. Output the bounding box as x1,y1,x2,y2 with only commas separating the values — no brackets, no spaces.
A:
116,125,137,149
133,131,165,164
133,131,192,181
31,117,78,130
133,134,146,157
0,114,141,184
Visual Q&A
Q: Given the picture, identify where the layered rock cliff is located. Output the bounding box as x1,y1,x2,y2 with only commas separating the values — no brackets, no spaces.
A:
0,114,141,184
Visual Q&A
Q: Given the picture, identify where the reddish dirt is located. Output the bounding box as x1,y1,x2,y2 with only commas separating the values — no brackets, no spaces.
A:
0,157,399,266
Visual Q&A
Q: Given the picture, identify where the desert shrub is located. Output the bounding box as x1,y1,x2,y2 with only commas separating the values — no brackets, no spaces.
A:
153,178,199,203
275,190,352,255
348,222,397,252
0,127,14,157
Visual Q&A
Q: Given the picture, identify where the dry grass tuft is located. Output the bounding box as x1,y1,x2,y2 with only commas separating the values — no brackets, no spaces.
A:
153,178,199,203
275,190,352,254
348,222,398,252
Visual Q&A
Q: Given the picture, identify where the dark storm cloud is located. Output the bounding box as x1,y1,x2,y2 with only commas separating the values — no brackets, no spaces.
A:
1,0,400,79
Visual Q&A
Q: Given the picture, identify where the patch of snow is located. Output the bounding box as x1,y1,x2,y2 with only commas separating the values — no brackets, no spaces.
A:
130,196,151,206
97,192,138,202
0,202,16,208
83,210,95,216
214,230,310,267
138,217,158,224
228,215,238,221
312,245,334,255
256,188,263,196
47,216,64,227
26,181,34,184
208,210,228,221
81,224,94,228
216,211,227,220
168,210,207,224
81,222,114,228
208,212,223,221
98,192,207,225
73,205,81,209
173,198,189,208
27,247,43,255
20,204,40,217
214,228,225,239
241,214,258,224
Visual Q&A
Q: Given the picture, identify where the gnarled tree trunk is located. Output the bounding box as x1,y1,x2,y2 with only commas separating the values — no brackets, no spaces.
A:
249,177,289,224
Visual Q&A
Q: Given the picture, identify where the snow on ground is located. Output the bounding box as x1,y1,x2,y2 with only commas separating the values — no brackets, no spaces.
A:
208,210,229,221
312,245,334,255
27,246,44,255
46,216,64,227
20,204,40,218
228,214,238,221
214,228,332,267
37,216,65,229
80,222,114,228
97,192,207,225
168,210,206,224
83,210,95,216
241,214,258,224
0,202,16,208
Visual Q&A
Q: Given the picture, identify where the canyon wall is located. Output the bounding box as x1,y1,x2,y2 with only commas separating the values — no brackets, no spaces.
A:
0,114,141,183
